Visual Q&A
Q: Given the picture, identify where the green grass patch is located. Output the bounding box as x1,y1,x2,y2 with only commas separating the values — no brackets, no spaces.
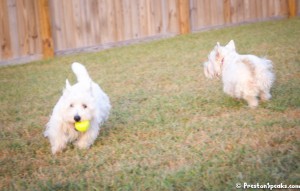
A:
0,18,299,190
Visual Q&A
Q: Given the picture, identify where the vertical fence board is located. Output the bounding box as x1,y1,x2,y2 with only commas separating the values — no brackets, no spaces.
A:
131,1,140,39
280,0,289,16
16,0,27,56
216,0,224,25
268,0,275,17
72,0,81,47
189,0,196,30
7,0,19,58
231,0,239,23
244,0,251,20
0,0,12,59
209,0,222,26
139,0,148,37
210,0,217,25
50,0,64,50
27,0,39,54
146,0,153,35
122,0,133,40
166,0,179,34
108,0,117,42
197,0,206,28
153,0,163,33
150,0,163,35
237,0,245,23
82,0,91,46
298,0,300,15
98,0,108,43
204,0,212,26
91,0,101,44
178,0,190,34
274,0,281,15
256,0,263,20
224,0,231,24
24,1,33,54
261,0,269,19
37,0,54,58
114,0,124,41
288,0,297,17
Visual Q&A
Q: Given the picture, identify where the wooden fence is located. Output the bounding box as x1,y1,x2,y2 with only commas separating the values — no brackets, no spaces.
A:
49,0,184,52
0,0,299,65
190,0,297,31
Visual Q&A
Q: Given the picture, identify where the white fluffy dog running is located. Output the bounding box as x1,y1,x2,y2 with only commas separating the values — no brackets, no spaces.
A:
203,40,275,108
44,62,111,154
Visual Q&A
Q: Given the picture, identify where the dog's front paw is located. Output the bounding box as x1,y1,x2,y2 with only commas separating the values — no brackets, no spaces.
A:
51,145,65,155
74,140,91,150
248,100,258,108
245,96,258,108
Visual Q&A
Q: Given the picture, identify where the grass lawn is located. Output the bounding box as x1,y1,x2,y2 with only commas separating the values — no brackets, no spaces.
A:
0,18,299,191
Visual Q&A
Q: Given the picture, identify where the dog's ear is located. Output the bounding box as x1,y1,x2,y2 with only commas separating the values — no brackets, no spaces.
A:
215,43,221,59
226,40,235,51
65,79,71,90
213,42,221,59
62,79,71,95
214,42,220,50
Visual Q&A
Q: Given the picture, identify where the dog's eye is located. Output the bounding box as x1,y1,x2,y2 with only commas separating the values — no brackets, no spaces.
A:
82,104,87,109
70,104,73,108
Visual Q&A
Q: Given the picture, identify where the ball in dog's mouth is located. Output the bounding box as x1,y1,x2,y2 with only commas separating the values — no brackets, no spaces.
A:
75,120,90,132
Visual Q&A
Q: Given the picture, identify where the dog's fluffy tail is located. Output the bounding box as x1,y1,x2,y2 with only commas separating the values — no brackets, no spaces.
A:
72,62,91,83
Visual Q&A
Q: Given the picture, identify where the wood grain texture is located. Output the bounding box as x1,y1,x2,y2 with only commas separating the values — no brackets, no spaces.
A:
7,0,18,59
166,0,179,34
223,0,231,23
178,0,190,34
288,0,297,17
37,0,54,58
0,0,12,59
1,0,299,63
190,0,296,31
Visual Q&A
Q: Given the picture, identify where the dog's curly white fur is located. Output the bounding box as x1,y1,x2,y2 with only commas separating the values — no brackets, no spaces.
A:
204,40,275,107
44,62,111,154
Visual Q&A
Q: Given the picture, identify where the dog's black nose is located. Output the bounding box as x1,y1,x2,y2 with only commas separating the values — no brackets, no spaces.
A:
74,115,81,122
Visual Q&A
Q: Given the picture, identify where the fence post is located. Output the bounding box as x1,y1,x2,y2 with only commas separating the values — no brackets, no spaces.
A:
37,0,54,58
178,0,191,34
223,0,231,24
288,0,297,18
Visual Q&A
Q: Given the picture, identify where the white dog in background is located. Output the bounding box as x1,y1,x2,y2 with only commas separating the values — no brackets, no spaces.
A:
44,62,111,154
203,40,275,108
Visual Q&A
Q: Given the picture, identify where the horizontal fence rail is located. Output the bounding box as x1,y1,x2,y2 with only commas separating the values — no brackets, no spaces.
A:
0,0,299,65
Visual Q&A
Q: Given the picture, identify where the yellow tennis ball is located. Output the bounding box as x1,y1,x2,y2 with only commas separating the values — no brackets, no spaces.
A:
75,120,90,132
